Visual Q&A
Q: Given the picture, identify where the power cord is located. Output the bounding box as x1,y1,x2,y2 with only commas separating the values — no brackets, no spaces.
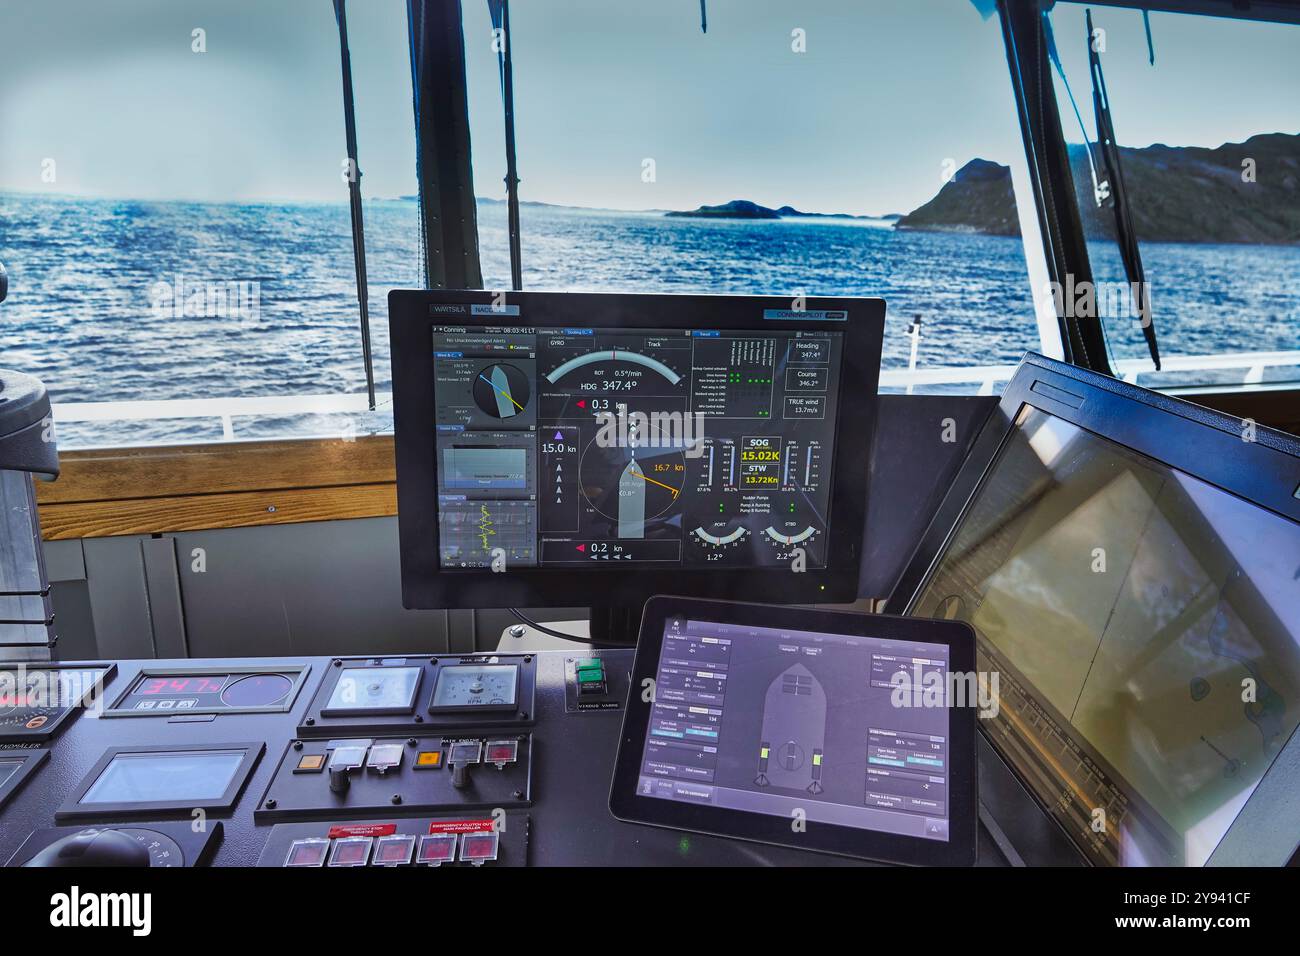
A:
507,608,636,647
507,608,598,644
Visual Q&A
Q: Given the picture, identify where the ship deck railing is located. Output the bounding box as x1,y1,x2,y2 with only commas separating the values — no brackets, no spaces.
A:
47,349,1300,445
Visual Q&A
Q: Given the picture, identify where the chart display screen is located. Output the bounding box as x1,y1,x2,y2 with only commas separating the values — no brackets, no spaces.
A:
431,326,844,571
635,615,953,842
911,405,1300,865
81,751,246,804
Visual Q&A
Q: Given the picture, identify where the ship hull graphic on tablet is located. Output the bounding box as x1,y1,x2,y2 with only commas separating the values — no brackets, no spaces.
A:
755,664,826,794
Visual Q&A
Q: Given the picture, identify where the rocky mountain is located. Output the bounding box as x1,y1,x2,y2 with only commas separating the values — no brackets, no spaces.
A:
893,133,1300,245
894,159,1021,236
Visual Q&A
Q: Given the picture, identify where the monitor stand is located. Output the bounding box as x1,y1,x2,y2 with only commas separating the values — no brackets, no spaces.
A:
587,606,640,647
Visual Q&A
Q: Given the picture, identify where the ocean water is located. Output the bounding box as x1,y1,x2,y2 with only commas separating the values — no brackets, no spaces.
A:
0,194,1295,447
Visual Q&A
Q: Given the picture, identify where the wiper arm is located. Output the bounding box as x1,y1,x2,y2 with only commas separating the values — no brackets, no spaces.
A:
333,0,376,409
1087,8,1160,370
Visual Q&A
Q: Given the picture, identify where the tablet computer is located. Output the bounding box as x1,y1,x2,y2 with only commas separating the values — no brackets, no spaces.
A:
610,596,979,865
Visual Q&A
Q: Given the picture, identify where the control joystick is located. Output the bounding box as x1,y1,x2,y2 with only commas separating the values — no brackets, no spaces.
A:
24,828,151,867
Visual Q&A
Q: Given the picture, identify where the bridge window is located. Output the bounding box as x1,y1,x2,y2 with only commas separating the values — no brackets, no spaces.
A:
462,0,1043,394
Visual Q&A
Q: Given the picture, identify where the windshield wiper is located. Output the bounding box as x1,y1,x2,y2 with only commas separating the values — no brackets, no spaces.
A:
333,0,376,409
488,0,523,291
1086,8,1160,370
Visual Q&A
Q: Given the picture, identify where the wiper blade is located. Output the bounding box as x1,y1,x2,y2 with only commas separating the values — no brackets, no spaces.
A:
488,0,523,291
1087,8,1160,370
333,0,376,409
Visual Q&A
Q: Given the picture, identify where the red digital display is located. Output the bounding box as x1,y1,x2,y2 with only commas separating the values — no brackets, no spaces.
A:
136,675,228,696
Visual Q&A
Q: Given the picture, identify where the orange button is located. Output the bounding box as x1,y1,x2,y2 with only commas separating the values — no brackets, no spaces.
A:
416,751,442,768
296,754,326,772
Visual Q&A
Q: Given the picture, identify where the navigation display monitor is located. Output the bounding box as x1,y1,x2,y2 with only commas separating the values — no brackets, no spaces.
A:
909,404,1300,866
390,291,883,611
637,615,954,841
431,326,843,571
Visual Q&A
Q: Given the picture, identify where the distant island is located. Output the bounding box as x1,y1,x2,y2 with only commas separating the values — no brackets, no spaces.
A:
895,132,1300,245
402,131,1297,246
665,199,899,222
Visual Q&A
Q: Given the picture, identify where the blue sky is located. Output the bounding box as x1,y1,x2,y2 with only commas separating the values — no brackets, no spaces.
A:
0,0,1295,215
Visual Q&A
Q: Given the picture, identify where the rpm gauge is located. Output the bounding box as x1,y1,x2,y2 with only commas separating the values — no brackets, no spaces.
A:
429,664,520,713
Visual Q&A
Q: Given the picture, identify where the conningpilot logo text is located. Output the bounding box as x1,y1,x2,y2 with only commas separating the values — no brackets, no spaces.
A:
50,886,152,936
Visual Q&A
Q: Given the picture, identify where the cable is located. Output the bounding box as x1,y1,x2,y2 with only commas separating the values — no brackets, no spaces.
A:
507,607,599,644
507,608,636,647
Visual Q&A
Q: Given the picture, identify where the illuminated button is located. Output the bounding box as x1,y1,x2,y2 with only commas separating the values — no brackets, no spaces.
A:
416,833,457,866
295,754,326,773
328,745,367,772
327,836,372,867
284,838,330,867
576,659,604,682
367,743,404,773
576,658,607,696
460,831,499,865
415,750,442,769
485,740,518,767
372,834,416,867
448,740,482,765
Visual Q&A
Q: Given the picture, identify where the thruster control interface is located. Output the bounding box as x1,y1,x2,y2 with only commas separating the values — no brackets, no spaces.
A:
637,616,953,842
431,326,845,571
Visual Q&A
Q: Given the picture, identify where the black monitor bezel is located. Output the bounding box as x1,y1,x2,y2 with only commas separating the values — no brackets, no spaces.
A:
55,742,266,822
889,352,1300,866
609,595,979,866
389,290,884,610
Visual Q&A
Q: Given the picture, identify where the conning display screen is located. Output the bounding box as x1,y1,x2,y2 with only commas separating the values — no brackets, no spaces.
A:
431,326,844,571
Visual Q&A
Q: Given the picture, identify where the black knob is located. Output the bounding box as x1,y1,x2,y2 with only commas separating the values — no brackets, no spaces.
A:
24,829,150,867
329,765,352,794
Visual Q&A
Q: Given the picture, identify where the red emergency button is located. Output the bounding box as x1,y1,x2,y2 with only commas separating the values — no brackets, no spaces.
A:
485,740,518,767
460,831,499,864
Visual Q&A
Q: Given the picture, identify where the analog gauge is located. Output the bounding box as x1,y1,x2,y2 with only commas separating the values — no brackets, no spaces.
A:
430,664,520,713
323,666,422,716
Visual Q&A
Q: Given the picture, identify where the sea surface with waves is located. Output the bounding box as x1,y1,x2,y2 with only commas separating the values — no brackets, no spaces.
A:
0,193,1295,447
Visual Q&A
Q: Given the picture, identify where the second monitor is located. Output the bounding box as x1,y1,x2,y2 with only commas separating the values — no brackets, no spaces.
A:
389,291,884,611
